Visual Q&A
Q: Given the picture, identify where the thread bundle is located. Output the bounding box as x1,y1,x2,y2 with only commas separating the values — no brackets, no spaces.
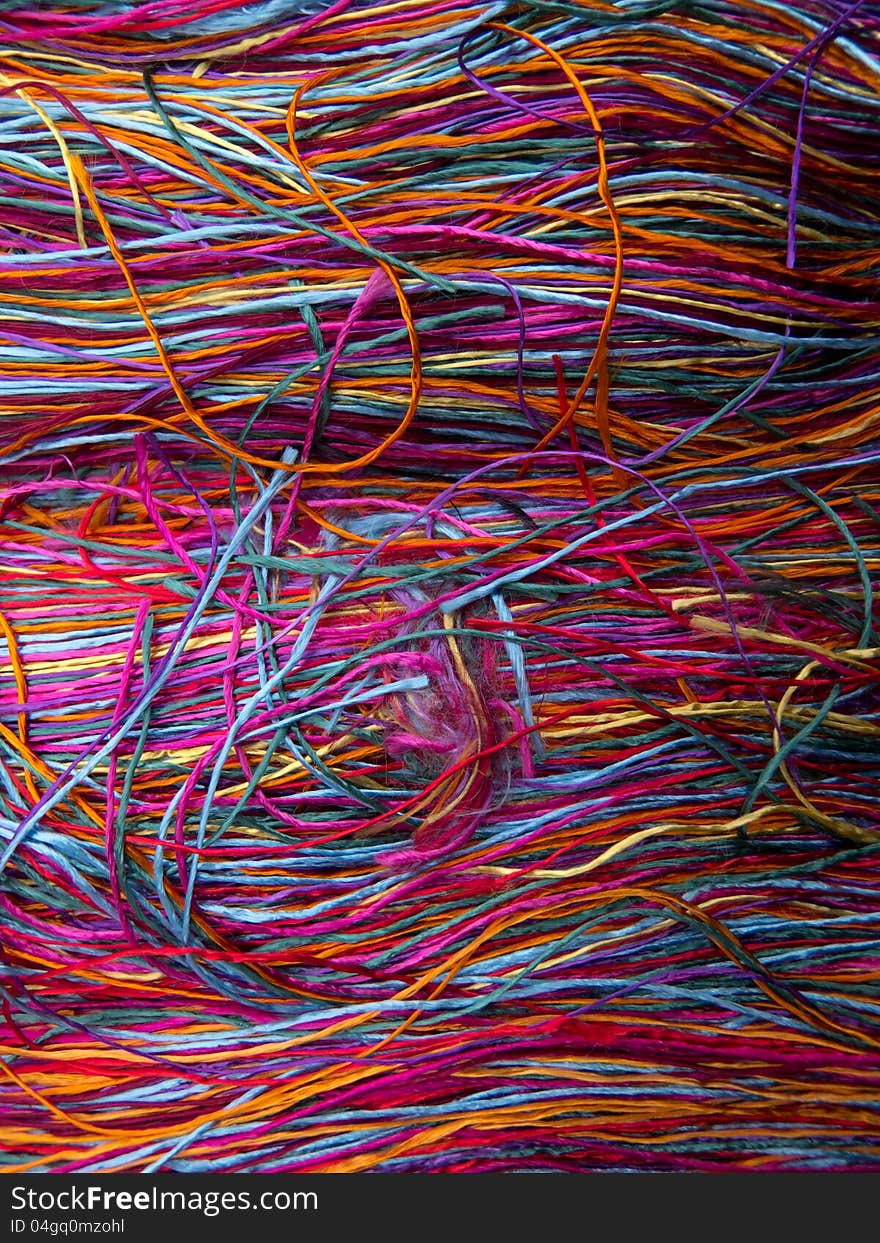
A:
1,0,879,1171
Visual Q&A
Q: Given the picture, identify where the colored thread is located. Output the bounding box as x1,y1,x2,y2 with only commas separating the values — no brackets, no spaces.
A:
1,0,879,1173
